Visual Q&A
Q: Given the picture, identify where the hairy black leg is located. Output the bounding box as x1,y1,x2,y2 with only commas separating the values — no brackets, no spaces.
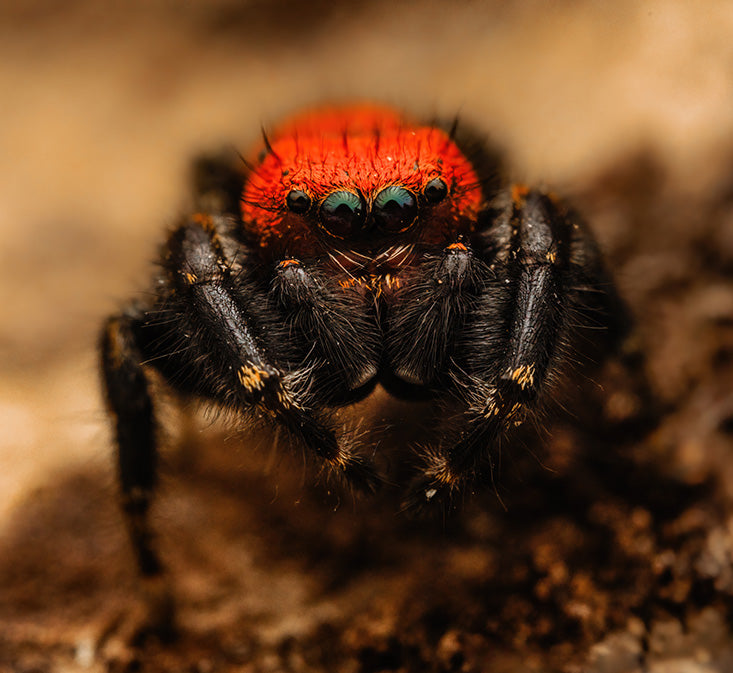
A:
150,214,379,492
407,188,610,511
384,240,489,388
270,257,380,399
100,311,175,640
101,313,161,577
159,214,279,404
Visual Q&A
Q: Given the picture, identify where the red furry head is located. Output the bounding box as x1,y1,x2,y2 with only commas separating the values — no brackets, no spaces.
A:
240,105,483,265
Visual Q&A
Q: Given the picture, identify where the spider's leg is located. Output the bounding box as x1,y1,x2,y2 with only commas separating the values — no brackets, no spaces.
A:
100,310,174,635
150,214,380,492
270,257,381,399
406,188,619,511
383,240,485,389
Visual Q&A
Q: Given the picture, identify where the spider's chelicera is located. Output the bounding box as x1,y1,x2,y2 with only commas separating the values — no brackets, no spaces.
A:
101,105,622,579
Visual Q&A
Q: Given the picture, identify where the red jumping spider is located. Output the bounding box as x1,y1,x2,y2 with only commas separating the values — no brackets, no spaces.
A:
101,104,623,584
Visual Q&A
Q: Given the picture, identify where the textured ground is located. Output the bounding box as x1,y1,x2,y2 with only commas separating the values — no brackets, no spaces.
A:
2,2,733,671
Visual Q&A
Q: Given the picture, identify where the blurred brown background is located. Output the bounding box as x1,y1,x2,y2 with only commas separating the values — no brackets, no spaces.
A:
1,2,733,671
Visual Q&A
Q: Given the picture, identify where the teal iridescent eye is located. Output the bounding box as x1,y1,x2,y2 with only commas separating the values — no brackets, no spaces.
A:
319,190,366,238
373,185,417,233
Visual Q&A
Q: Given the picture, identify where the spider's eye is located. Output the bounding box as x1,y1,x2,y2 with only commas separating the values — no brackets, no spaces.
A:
319,190,366,238
373,186,418,233
285,189,311,214
424,177,448,204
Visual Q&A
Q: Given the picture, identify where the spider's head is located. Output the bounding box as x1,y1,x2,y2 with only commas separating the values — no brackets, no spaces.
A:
240,105,483,268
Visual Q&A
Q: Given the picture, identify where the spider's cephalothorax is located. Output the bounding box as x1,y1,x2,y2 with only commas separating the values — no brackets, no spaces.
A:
240,106,483,263
101,104,623,581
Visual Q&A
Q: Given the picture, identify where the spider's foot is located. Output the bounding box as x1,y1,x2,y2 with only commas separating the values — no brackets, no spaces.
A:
137,572,177,644
402,471,465,518
100,574,177,670
328,451,382,496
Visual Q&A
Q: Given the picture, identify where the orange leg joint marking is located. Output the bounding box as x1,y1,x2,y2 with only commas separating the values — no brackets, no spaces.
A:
338,277,364,290
237,364,270,392
509,364,536,390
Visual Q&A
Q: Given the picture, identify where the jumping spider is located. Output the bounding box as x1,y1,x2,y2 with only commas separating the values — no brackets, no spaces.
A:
101,104,624,584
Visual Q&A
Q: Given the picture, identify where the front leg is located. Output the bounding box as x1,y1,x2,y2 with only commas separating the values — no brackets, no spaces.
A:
101,216,381,580
151,214,380,491
405,188,623,511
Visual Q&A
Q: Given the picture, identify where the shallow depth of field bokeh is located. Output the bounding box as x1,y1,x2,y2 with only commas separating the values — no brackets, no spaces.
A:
2,2,733,672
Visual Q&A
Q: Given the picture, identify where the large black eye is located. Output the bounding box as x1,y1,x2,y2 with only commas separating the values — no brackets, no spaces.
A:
424,177,448,203
286,189,311,214
373,185,418,233
319,190,366,238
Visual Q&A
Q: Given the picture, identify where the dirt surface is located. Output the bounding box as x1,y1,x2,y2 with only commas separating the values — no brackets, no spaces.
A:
2,2,733,671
